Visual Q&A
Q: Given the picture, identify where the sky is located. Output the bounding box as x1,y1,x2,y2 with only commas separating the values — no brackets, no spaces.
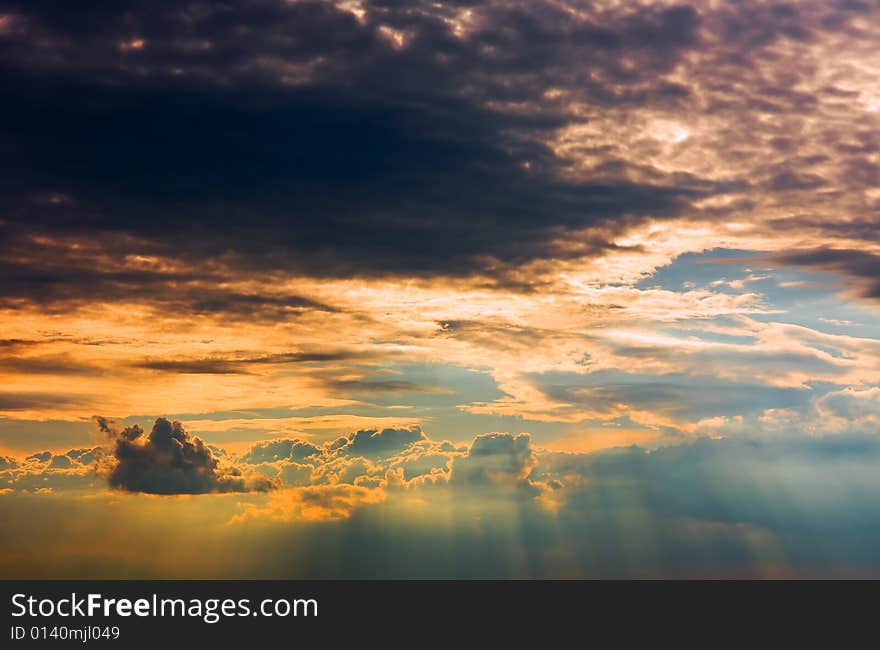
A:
2,0,880,578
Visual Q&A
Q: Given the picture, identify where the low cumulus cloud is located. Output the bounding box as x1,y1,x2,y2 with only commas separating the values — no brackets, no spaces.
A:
239,438,322,464
816,387,880,421
236,426,452,489
96,417,275,495
0,446,103,493
450,432,538,488
1,422,455,496
7,422,880,576
9,415,880,515
232,428,555,501
228,422,880,533
219,429,880,577
336,426,427,459
230,429,556,523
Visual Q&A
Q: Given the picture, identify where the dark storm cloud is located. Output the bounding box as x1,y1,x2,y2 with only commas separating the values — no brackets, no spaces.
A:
0,0,877,301
0,0,714,288
0,257,198,307
100,416,275,494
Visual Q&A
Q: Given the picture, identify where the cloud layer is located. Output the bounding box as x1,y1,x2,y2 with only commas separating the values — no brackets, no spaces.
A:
5,425,880,577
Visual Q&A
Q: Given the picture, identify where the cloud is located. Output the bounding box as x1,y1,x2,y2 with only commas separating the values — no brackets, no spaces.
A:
385,441,460,481
311,455,378,486
277,462,315,487
4,0,880,431
5,0,880,578
338,426,427,459
232,484,386,522
0,353,103,376
538,433,880,536
774,249,880,301
65,448,100,465
0,393,86,411
532,370,812,423
227,424,880,532
0,0,720,301
450,432,537,488
133,349,372,375
219,431,880,577
231,428,460,488
48,454,72,469
0,448,104,493
7,425,880,577
327,379,448,394
100,417,275,494
238,438,321,464
816,387,880,420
